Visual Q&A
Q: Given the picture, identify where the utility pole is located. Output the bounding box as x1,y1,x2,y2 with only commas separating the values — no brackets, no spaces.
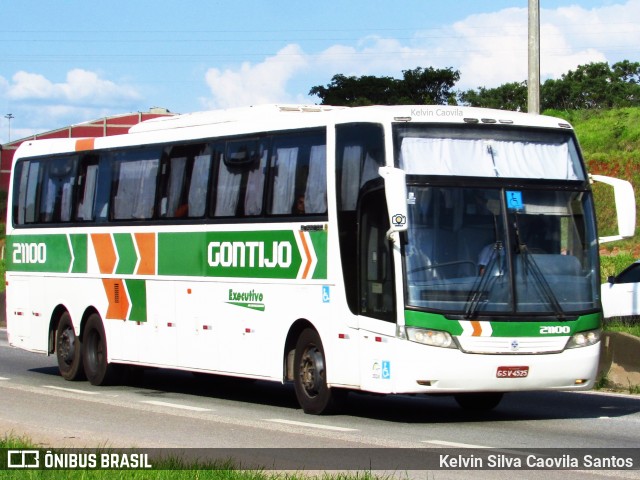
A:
4,113,14,142
528,0,541,114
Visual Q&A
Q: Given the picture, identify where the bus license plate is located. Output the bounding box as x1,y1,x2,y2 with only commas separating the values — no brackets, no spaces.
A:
496,366,529,378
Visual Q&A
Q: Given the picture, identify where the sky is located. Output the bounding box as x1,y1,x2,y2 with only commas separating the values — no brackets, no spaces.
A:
1,0,639,143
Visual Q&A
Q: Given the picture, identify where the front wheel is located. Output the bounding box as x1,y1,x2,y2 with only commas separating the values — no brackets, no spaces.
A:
454,392,504,411
293,328,344,414
82,313,120,386
55,312,85,381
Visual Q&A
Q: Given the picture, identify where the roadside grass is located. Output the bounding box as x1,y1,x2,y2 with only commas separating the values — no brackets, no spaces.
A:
603,317,640,337
599,252,637,280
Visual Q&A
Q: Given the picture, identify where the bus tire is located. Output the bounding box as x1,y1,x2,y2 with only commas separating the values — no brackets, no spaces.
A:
454,392,504,411
82,313,119,386
55,312,85,381
293,328,343,415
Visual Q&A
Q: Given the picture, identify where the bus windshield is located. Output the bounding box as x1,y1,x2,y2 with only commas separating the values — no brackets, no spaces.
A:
403,186,599,317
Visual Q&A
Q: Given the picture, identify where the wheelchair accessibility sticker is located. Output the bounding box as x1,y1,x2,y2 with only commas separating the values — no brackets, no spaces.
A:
506,191,523,211
372,360,391,380
322,285,330,303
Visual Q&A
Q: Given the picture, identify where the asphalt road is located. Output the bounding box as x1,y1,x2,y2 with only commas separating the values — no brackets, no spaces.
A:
1,328,639,478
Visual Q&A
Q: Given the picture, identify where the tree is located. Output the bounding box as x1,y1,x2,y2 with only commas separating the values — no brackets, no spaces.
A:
397,67,460,105
459,82,528,111
309,67,460,106
541,61,640,110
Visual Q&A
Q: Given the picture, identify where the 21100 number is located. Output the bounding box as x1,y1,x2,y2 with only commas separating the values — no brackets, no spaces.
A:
12,242,47,264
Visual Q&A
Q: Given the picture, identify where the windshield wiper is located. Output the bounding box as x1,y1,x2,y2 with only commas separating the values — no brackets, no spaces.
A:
464,242,503,319
512,216,565,319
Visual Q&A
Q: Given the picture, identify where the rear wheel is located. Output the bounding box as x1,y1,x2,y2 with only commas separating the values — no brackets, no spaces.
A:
55,312,85,381
82,313,120,386
454,392,504,411
293,328,344,414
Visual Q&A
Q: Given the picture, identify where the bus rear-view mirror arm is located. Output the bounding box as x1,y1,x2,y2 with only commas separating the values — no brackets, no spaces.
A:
590,174,636,243
379,166,409,241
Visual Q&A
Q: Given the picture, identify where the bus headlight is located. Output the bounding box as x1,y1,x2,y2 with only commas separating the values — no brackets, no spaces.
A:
406,327,456,349
566,329,601,349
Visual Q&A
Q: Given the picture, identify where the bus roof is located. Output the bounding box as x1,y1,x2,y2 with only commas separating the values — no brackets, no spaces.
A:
13,104,574,159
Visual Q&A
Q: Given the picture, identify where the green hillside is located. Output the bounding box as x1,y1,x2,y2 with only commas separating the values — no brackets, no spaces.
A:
547,107,640,276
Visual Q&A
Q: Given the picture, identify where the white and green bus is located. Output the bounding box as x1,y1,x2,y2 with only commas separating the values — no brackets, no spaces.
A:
5,104,635,414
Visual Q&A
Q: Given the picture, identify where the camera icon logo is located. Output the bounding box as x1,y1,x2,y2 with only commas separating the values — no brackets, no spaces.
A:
391,214,406,227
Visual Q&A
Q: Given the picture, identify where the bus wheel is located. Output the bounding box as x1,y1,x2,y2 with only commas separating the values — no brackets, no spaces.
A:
454,392,504,411
293,328,342,414
55,312,85,381
82,313,119,386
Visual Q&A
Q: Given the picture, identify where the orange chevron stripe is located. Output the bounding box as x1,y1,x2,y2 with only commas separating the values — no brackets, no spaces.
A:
102,278,129,320
134,232,156,275
75,138,95,152
471,321,482,336
91,233,117,274
297,231,312,279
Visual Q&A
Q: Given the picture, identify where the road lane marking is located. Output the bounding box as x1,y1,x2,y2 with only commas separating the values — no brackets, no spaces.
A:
43,385,101,395
266,418,357,432
140,400,212,412
424,440,490,449
423,440,534,456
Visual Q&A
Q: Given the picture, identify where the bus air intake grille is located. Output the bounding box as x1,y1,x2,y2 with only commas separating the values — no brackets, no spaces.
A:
456,336,568,354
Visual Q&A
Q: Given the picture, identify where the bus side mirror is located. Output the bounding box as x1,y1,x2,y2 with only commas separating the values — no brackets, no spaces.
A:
590,174,636,243
379,166,408,239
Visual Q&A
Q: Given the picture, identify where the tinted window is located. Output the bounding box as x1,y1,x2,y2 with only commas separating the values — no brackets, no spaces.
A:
213,139,268,217
12,156,78,225
158,144,212,219
268,131,326,215
74,155,99,222
110,149,161,220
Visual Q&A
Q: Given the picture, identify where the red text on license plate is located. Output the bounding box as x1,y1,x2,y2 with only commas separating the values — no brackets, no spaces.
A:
496,366,529,378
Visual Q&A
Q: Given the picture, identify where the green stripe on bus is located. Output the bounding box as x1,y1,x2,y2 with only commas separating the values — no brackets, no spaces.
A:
308,230,328,280
69,234,88,273
114,233,137,275
157,230,327,280
6,234,72,273
125,279,147,322
404,310,601,337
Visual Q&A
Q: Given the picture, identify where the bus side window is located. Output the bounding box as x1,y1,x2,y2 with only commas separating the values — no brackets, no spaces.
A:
213,139,267,217
12,160,37,225
267,130,326,216
39,156,77,223
74,155,99,222
110,149,161,221
157,143,212,219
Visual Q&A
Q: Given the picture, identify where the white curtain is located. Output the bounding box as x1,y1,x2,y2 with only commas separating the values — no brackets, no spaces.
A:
60,182,73,222
305,145,327,214
77,164,98,221
165,157,186,216
214,158,241,216
399,137,579,180
244,150,267,215
114,159,159,219
188,154,211,217
272,147,298,214
42,178,56,222
341,145,362,210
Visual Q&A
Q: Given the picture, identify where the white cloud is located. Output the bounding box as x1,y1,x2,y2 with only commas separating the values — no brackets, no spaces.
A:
204,44,308,109
0,69,144,142
7,69,141,105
